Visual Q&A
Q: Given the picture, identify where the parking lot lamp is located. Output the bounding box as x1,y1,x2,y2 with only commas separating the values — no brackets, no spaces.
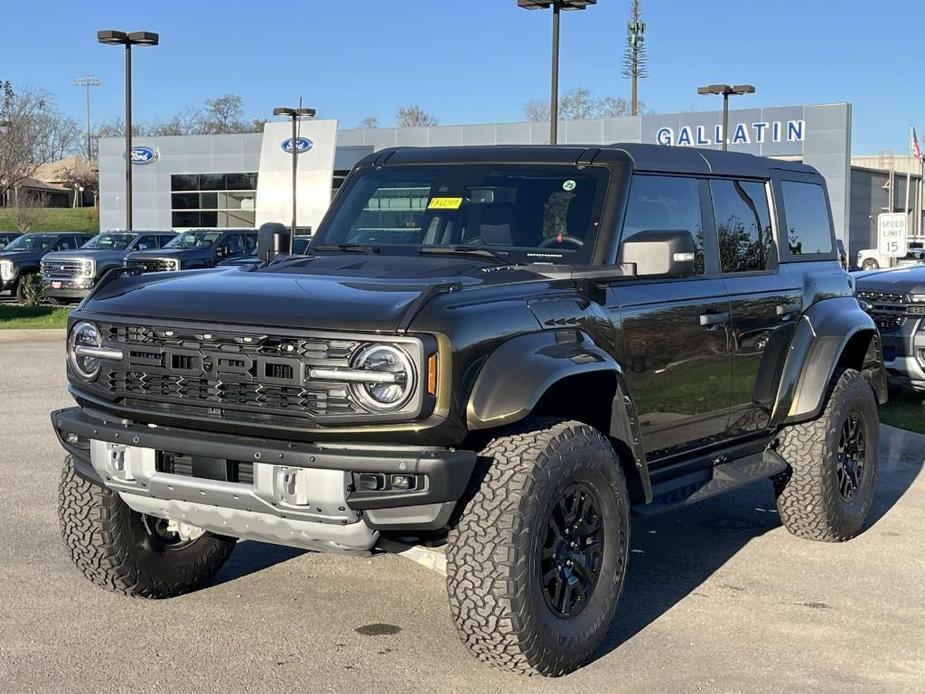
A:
696,84,755,151
517,0,597,145
272,106,317,253
97,30,159,230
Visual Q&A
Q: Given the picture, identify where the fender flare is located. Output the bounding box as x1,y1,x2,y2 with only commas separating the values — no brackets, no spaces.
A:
770,296,885,426
466,331,651,501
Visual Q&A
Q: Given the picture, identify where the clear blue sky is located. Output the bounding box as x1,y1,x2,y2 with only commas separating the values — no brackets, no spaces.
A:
2,0,923,154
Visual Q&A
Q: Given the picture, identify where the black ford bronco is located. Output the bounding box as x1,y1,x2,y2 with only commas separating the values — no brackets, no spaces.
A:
52,144,887,676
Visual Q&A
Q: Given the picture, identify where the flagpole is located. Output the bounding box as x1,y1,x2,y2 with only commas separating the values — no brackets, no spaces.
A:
905,126,912,226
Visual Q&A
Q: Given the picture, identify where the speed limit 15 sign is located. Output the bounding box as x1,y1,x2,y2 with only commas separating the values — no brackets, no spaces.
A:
878,212,908,258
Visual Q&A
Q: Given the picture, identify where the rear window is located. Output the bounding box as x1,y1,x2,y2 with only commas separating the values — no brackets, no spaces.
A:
316,164,609,264
781,181,833,256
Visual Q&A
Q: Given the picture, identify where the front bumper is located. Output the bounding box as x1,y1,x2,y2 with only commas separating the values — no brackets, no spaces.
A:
879,319,925,391
51,407,476,550
43,277,94,299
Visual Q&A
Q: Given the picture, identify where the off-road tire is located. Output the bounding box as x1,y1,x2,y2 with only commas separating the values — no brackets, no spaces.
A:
774,369,879,542
58,457,237,597
446,419,630,676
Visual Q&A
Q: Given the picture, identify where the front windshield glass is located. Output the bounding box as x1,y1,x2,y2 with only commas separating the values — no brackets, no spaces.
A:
3,234,57,251
83,233,135,250
315,165,609,263
163,230,221,249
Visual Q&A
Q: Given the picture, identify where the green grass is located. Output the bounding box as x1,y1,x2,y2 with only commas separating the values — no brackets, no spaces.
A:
0,305,72,329
0,208,99,232
880,389,925,435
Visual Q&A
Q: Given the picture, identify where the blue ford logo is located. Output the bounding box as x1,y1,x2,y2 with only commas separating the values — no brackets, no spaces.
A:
281,137,313,154
127,146,157,164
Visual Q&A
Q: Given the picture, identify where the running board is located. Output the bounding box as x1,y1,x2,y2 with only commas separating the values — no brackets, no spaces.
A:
633,450,788,517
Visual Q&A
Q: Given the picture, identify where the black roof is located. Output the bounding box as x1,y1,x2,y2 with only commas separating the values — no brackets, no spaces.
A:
20,230,96,235
368,143,819,178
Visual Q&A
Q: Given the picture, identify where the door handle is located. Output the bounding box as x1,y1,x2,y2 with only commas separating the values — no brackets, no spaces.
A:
776,302,802,317
699,311,729,327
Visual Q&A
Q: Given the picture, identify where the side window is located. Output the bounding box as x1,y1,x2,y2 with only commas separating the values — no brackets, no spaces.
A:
223,234,243,254
242,234,257,253
136,235,158,250
781,181,833,255
158,234,175,247
622,175,704,274
56,236,77,251
711,179,774,273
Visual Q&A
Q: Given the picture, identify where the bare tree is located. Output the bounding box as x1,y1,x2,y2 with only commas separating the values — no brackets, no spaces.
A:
396,105,438,128
150,107,201,136
95,118,145,138
358,116,380,129
0,86,82,205
521,88,644,123
197,94,248,134
11,193,49,231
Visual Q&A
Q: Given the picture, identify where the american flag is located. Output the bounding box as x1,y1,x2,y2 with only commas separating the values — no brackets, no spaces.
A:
913,127,922,161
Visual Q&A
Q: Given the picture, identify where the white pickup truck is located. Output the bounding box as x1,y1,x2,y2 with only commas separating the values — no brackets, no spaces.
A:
857,245,925,270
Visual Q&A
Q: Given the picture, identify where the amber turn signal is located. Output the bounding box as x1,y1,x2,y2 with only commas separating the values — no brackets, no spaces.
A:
427,353,438,396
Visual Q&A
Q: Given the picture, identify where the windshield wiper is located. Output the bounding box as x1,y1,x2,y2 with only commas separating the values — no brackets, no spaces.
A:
312,244,380,255
418,246,513,265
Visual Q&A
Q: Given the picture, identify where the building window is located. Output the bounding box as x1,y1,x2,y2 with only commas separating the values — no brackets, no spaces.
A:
170,173,257,229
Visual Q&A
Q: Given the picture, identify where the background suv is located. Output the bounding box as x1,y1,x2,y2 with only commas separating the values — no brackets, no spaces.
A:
0,231,95,301
124,228,257,273
42,231,177,303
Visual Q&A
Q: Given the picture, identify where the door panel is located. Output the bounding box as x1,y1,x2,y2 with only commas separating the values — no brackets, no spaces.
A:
723,268,801,438
613,278,731,460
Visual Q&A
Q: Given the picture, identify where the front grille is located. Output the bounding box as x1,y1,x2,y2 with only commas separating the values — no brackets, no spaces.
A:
126,258,177,273
96,322,365,423
856,291,912,333
42,258,87,280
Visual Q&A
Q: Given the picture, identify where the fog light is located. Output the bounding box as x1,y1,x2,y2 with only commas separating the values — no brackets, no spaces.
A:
357,473,384,491
390,474,415,490
66,432,79,444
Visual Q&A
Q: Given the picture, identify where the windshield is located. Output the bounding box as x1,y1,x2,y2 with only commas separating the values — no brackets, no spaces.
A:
3,234,58,251
83,233,135,251
163,230,221,249
315,164,609,263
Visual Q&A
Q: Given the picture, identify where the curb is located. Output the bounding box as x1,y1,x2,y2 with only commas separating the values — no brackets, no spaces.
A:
0,328,66,342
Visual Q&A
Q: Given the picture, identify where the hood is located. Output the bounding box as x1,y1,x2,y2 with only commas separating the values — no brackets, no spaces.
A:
855,265,925,296
43,248,127,264
82,253,550,332
0,250,40,264
126,248,209,260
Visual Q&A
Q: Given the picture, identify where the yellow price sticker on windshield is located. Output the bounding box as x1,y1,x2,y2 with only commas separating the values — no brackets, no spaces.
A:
428,196,463,210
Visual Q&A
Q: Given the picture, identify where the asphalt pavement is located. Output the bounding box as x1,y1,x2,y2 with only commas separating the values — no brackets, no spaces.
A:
1,335,923,693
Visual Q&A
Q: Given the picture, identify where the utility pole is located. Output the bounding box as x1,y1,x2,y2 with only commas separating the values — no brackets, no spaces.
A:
73,75,101,161
623,0,647,116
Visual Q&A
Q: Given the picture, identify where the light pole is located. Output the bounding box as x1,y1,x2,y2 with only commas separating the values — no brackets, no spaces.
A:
97,30,159,231
272,105,316,252
517,0,597,144
696,84,755,151
73,75,101,161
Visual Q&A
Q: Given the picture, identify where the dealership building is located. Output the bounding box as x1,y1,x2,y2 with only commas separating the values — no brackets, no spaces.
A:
98,102,923,266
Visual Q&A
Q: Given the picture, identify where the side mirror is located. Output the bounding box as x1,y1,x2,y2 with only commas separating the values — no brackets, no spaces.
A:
257,223,291,263
619,229,697,278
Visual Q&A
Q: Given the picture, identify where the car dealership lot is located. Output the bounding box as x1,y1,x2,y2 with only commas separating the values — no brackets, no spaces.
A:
1,334,923,693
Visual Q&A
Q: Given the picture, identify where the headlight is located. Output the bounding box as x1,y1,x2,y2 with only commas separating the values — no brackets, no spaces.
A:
0,259,14,281
81,258,95,277
167,258,180,271
910,294,925,303
349,344,415,411
68,321,103,380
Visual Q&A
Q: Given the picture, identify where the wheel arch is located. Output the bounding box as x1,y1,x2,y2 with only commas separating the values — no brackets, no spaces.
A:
770,296,886,426
465,331,651,502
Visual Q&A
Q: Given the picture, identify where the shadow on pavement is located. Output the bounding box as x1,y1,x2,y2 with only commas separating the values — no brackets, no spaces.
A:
595,425,924,662
205,540,307,588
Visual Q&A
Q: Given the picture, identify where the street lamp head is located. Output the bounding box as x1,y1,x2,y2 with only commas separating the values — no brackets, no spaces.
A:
273,107,296,116
97,29,129,45
74,75,102,88
732,84,756,95
697,84,732,96
127,31,159,46
517,0,596,9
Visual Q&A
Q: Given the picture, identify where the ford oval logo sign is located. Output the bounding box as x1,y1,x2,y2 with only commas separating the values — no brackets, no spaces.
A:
127,146,157,165
281,137,313,154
